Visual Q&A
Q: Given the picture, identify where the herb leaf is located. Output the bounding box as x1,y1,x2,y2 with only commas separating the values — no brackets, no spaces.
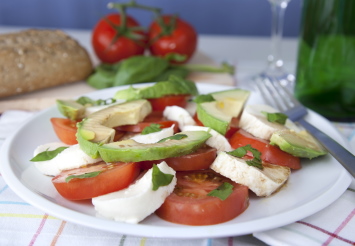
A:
65,171,102,183
207,182,234,200
227,144,263,169
262,111,288,125
141,123,162,135
152,164,174,191
30,147,68,162
76,96,116,106
158,134,188,143
193,94,215,104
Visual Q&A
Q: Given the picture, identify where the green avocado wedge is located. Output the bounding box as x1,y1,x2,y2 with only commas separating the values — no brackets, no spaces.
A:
114,75,198,101
98,131,212,163
270,129,327,159
77,99,152,158
56,99,86,120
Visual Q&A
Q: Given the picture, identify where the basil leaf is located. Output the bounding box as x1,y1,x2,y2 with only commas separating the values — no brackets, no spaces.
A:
152,164,174,191
158,134,188,143
30,147,68,162
65,171,102,183
193,94,215,104
262,111,288,125
76,96,116,106
141,123,162,135
227,144,263,169
207,182,233,200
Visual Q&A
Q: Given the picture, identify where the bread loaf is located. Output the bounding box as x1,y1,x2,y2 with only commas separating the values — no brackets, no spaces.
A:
0,29,93,98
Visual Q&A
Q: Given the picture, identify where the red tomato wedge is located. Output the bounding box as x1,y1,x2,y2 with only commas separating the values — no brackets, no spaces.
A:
155,169,249,225
229,129,301,169
52,161,139,200
139,146,217,171
50,118,79,145
147,94,190,111
115,111,179,133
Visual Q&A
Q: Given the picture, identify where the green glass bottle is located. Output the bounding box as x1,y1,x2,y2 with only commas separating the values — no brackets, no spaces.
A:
295,0,355,122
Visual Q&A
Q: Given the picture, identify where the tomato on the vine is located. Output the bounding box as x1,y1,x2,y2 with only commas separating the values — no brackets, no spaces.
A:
148,15,197,64
92,13,146,64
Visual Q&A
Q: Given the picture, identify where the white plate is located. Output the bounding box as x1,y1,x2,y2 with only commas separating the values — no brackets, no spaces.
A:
0,83,352,239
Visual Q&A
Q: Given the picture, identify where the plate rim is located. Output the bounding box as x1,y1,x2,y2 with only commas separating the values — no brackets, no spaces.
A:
0,82,352,239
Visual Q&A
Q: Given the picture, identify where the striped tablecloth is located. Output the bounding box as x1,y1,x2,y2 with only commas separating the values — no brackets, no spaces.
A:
0,110,354,246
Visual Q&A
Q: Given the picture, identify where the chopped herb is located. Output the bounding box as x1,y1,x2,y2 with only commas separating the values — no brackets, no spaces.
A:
228,144,263,169
30,147,68,162
141,123,162,135
262,111,288,125
207,182,233,200
193,94,215,104
158,134,188,143
65,171,102,183
152,164,174,191
76,96,116,106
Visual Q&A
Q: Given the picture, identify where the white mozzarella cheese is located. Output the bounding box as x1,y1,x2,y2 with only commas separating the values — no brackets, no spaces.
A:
92,162,176,224
130,125,175,144
182,125,233,152
211,151,290,197
33,143,102,176
239,104,300,140
163,106,196,130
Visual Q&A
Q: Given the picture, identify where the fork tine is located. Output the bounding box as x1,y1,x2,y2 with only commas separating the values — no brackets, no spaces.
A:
255,77,287,111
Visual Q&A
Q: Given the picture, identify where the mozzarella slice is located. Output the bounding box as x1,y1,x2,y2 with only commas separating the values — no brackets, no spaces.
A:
239,104,300,140
211,152,290,197
163,106,196,130
92,162,176,224
182,125,233,152
33,143,102,176
130,125,175,144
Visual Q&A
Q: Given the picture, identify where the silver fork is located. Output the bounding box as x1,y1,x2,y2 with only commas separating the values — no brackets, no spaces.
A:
255,78,355,178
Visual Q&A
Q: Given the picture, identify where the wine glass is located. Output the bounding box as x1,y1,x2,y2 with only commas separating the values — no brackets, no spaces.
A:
253,0,295,89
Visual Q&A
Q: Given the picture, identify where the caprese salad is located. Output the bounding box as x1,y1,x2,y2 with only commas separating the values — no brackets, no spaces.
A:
31,77,327,226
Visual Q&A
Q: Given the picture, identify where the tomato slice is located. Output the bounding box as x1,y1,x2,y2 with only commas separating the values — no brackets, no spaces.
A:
52,161,139,200
155,169,249,225
229,129,301,169
50,118,79,145
139,146,217,171
147,94,190,111
115,112,179,133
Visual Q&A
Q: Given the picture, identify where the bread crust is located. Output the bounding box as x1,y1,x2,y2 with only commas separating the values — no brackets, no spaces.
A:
0,29,93,98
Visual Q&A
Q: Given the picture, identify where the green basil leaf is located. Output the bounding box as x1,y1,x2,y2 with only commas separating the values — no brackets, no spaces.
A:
262,111,288,125
227,144,263,169
30,147,68,162
158,134,188,143
193,94,215,104
76,96,116,106
152,164,174,191
141,123,162,135
207,182,234,200
65,171,102,183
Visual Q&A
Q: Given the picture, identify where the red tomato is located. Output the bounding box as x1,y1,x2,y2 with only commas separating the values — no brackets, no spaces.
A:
139,146,217,171
50,118,79,145
52,161,139,200
92,13,146,64
155,169,249,225
229,129,301,169
148,15,197,63
148,94,191,111
115,111,179,133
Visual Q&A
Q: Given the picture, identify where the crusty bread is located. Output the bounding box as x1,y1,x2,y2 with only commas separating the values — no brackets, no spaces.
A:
0,29,93,98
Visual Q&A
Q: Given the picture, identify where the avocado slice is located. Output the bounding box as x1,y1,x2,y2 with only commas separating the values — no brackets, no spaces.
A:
270,129,327,159
196,89,250,135
77,99,152,158
98,131,212,162
114,76,198,101
56,99,86,120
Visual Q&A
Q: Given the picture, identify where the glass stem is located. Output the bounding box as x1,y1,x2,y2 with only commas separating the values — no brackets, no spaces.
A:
267,0,289,72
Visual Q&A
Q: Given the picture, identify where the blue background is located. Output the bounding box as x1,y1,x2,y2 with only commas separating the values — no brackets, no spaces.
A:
0,0,302,37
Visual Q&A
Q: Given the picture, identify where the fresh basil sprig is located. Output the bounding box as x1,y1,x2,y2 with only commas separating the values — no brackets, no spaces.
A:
152,164,174,191
207,182,234,200
30,147,68,162
76,96,117,106
65,171,102,183
158,134,187,143
141,123,163,135
228,144,263,169
262,111,288,125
